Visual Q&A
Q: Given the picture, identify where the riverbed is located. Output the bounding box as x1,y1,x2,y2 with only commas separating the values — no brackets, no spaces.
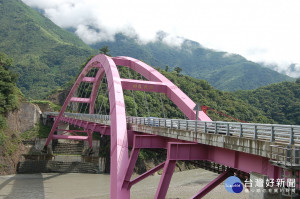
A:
0,168,248,199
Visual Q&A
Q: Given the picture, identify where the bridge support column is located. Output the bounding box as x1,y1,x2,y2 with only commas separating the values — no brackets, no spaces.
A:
87,130,93,148
57,122,69,143
249,172,281,199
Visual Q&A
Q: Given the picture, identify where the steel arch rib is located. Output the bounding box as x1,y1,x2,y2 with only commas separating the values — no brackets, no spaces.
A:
86,55,129,199
112,56,211,121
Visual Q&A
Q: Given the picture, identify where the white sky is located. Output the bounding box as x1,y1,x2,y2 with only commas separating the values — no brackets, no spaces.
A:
22,0,300,77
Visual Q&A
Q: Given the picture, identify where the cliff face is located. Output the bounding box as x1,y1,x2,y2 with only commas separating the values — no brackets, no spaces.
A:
0,102,41,175
6,102,41,133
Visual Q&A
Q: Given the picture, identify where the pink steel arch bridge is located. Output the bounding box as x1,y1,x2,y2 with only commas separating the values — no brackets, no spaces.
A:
43,54,300,198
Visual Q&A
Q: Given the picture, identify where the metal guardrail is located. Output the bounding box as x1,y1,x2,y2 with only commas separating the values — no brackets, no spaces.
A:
44,112,300,145
270,145,300,168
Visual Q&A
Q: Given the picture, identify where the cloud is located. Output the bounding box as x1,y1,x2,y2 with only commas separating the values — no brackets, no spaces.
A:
22,0,300,77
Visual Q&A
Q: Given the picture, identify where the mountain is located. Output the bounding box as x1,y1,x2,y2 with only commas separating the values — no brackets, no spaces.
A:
90,33,294,91
0,0,96,98
234,79,300,125
0,0,293,99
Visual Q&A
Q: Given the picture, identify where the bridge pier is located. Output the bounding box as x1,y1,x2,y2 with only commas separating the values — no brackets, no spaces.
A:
57,122,70,143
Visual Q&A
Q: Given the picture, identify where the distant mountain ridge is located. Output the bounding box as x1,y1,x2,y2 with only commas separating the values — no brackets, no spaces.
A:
0,0,294,99
90,33,294,91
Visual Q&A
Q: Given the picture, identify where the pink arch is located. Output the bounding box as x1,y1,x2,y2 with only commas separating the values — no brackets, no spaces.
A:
45,54,129,198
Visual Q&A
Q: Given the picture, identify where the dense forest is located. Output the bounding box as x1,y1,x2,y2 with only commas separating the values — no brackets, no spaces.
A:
235,80,300,125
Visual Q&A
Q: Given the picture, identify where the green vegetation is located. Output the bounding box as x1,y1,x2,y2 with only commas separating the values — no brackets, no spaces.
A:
0,52,21,131
0,52,22,156
21,122,51,140
30,100,61,111
0,52,20,117
234,79,300,125
0,0,96,99
159,70,273,123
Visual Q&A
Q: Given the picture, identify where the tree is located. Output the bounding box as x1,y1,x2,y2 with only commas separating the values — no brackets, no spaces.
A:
165,65,169,72
99,46,111,56
0,52,13,70
0,52,19,117
174,66,182,74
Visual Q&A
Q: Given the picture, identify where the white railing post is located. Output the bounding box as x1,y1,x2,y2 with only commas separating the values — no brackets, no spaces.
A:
204,122,207,133
239,124,243,138
186,121,188,131
270,125,275,142
254,125,257,139
290,127,294,145
214,123,217,134
226,123,230,136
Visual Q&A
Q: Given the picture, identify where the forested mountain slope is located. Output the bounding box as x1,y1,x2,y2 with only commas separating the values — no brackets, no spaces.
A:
0,0,96,98
234,79,300,125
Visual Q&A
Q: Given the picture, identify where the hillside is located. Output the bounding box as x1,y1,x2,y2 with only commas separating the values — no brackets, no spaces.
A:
90,33,294,91
0,0,96,98
234,79,300,125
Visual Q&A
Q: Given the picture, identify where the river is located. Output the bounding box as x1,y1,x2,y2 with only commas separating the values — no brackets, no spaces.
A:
0,168,248,199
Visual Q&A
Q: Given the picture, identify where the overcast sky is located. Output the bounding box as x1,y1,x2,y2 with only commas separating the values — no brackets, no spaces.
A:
22,0,300,78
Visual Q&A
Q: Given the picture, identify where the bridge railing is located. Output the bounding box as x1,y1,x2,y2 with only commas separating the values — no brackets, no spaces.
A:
44,112,300,146
125,116,300,145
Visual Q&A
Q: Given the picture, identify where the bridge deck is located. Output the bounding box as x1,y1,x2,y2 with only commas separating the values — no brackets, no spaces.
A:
44,112,300,167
